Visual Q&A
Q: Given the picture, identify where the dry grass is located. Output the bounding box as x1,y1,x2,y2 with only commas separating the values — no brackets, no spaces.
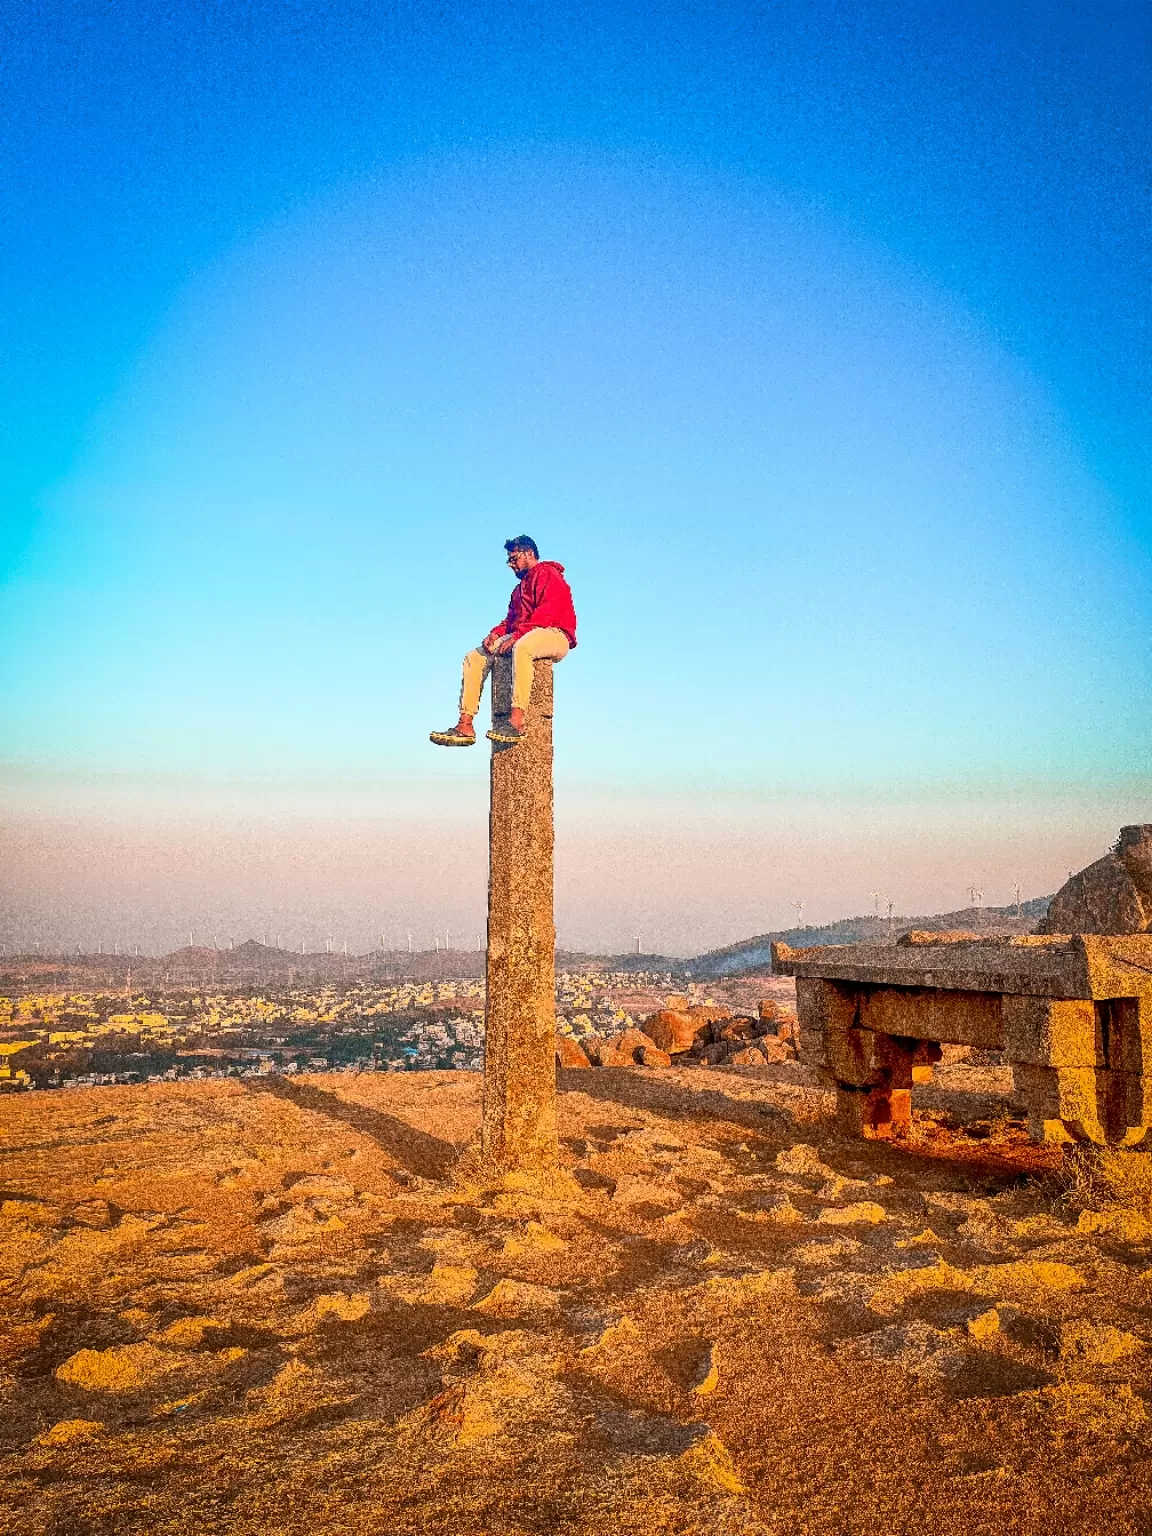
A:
1056,1145,1152,1215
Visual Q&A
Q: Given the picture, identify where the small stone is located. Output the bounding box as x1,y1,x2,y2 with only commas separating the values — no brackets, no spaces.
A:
581,1316,641,1355
867,1261,971,1315
895,1228,947,1249
37,1419,106,1447
702,1268,792,1306
311,1292,372,1324
967,1307,1001,1340
63,1199,118,1230
686,1004,733,1026
56,1343,187,1393
841,1321,967,1380
816,1175,871,1201
154,1316,221,1349
714,1019,756,1043
973,1260,1085,1298
677,1429,745,1494
750,1194,804,1224
285,1175,355,1200
611,1175,683,1208
816,1202,887,1226
473,1279,562,1318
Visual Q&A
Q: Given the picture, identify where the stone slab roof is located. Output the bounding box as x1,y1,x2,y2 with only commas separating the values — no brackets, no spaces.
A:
771,933,1152,1000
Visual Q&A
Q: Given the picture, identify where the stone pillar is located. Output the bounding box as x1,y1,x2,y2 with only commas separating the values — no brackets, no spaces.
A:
481,656,559,1173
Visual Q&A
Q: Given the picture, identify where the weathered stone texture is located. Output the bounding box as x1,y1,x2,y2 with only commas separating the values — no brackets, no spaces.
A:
1040,824,1152,935
857,987,1003,1047
1001,997,1098,1068
481,657,559,1173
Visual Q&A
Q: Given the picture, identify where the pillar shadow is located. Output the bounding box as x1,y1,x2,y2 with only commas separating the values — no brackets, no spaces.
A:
247,1076,459,1180
559,1068,1053,1186
557,1067,797,1136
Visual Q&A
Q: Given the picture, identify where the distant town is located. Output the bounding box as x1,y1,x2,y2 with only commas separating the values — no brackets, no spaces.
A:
0,897,1048,1093
0,968,787,1093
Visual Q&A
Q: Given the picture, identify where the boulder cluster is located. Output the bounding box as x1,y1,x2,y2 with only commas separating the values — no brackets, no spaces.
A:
556,998,799,1071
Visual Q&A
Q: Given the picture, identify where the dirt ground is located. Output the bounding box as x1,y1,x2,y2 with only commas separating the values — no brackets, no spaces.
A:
2,1062,1151,1535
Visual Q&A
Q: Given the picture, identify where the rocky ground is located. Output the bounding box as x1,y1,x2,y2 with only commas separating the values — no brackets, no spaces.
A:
3,1062,1152,1534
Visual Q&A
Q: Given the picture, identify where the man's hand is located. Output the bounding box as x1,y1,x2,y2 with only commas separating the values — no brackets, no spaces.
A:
483,630,512,655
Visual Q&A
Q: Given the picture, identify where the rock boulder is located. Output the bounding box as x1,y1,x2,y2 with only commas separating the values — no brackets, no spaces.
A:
594,1028,661,1067
555,1035,592,1069
643,1010,709,1055
1039,825,1152,935
637,1044,673,1067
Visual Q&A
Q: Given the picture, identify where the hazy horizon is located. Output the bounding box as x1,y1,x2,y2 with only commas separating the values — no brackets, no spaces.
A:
2,768,1143,958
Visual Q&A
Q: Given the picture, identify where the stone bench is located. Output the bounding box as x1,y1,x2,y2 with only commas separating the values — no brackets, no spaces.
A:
771,932,1152,1146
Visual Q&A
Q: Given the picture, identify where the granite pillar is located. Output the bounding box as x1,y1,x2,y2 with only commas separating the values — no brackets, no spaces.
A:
481,656,559,1172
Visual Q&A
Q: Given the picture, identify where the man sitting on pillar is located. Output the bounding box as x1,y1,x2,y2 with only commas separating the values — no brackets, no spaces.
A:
430,535,577,747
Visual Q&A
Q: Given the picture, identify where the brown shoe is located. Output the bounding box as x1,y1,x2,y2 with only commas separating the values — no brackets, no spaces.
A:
430,721,476,746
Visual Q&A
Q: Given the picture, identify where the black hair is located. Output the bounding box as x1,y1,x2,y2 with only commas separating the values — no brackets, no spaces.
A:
504,535,539,558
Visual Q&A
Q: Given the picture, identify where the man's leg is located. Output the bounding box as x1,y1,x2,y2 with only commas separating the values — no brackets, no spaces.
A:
460,648,492,718
510,629,569,715
482,628,568,742
510,628,569,714
431,649,491,746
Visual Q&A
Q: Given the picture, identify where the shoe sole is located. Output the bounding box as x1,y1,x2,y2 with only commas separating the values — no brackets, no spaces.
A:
429,734,475,746
486,730,522,744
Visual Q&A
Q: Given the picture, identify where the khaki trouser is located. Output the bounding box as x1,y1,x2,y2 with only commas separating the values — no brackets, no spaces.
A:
460,628,570,716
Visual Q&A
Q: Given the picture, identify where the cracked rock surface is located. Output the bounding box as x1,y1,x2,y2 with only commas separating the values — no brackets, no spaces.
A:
2,1066,1152,1533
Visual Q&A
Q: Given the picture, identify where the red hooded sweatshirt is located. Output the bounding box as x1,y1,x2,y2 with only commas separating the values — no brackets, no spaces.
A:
493,560,578,648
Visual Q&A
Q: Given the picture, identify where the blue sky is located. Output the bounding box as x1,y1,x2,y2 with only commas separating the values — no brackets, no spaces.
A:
1,1,1150,952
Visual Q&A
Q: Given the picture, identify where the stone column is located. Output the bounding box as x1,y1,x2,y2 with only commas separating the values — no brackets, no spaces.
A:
481,656,559,1173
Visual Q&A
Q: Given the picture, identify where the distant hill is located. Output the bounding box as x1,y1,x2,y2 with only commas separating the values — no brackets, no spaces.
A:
683,895,1052,978
2,897,1052,991
0,942,490,992
555,951,681,975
